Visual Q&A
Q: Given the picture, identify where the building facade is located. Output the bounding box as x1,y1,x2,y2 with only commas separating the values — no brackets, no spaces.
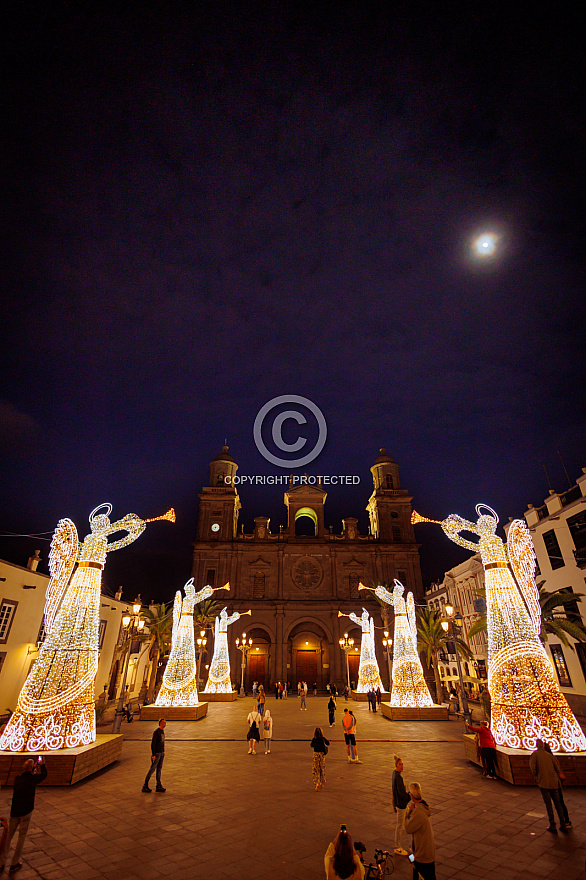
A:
425,555,488,697
192,446,424,691
524,466,586,718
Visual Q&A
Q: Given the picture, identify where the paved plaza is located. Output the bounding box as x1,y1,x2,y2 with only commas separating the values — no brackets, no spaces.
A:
1,697,585,880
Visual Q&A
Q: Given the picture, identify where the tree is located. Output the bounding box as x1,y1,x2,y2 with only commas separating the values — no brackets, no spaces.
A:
142,603,172,701
466,582,586,648
416,607,473,703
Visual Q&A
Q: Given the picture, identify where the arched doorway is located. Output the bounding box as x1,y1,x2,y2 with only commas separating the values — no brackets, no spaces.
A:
288,620,330,691
245,627,271,691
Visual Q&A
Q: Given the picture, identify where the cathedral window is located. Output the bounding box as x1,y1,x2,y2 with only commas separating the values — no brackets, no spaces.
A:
392,526,402,542
385,474,394,489
205,569,216,587
349,574,360,598
253,573,266,598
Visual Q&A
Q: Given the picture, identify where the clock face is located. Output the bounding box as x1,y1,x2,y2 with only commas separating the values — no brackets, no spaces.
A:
211,523,220,533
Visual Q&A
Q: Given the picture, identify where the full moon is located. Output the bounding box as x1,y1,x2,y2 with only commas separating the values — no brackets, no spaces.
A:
473,232,497,256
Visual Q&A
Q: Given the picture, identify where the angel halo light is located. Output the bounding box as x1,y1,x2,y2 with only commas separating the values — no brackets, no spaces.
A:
364,580,433,708
155,579,230,707
413,504,586,753
0,504,174,752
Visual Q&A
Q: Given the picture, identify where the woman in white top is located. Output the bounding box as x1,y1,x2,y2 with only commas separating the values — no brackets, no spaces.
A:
263,709,273,754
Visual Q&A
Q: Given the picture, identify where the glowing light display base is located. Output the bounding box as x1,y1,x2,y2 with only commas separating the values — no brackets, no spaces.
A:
203,692,238,702
0,505,162,753
0,735,123,786
141,704,208,721
373,582,434,709
381,703,448,722
463,734,586,786
438,507,586,753
351,691,390,702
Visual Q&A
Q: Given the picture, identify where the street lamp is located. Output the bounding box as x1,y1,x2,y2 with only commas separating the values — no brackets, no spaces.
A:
196,630,207,691
441,604,470,721
112,600,145,734
235,633,253,697
338,632,355,692
382,631,393,695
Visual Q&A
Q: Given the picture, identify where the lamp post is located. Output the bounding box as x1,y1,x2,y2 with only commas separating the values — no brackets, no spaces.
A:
441,603,470,722
112,600,145,734
382,631,393,695
338,632,355,692
235,633,253,697
195,630,207,692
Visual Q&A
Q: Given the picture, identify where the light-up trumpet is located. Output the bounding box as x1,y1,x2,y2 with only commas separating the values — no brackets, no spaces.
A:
411,510,443,526
143,508,177,523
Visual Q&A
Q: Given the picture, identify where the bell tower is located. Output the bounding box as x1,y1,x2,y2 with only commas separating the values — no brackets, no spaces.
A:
366,448,416,544
196,445,241,542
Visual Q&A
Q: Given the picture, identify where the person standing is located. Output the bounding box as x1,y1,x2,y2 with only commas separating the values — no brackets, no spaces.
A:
246,706,262,755
529,739,571,833
263,709,273,754
392,755,411,856
252,681,258,699
344,684,349,702
466,721,498,779
404,782,436,880
143,719,167,792
479,685,491,723
0,757,47,874
257,685,266,716
275,682,279,699
367,688,374,711
310,727,330,791
300,683,307,710
342,708,362,763
376,686,382,707
313,682,318,696
327,694,337,727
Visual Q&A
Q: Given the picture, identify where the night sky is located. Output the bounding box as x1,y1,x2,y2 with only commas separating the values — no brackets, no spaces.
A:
1,5,584,603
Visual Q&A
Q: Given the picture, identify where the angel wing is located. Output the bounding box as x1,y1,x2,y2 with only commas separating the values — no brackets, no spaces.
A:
215,616,220,639
406,591,417,644
507,519,541,636
44,518,78,635
172,591,182,638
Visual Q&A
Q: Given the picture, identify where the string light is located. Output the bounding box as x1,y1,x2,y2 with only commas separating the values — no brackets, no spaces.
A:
0,505,171,752
434,505,586,753
346,609,384,692
204,608,251,694
374,581,433,708
155,579,216,707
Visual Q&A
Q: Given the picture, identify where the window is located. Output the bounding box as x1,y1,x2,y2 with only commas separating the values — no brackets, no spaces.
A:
349,574,360,598
557,587,582,624
397,570,407,584
550,645,572,688
37,618,46,645
0,652,6,675
392,526,402,542
542,529,565,570
385,474,394,489
205,569,216,587
568,511,586,552
0,600,18,644
576,644,586,685
99,619,107,649
253,573,266,599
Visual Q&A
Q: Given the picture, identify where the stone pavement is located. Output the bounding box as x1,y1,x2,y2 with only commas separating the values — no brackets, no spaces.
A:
0,696,584,880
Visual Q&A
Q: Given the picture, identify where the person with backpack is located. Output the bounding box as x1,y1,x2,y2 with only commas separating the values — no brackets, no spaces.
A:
328,694,337,727
247,706,261,755
310,726,330,791
263,708,273,754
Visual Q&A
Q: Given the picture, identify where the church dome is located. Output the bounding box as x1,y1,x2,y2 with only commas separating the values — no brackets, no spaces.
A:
212,444,235,463
374,447,395,464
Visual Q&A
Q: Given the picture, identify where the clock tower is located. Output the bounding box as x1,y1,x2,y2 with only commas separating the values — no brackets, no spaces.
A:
196,445,241,542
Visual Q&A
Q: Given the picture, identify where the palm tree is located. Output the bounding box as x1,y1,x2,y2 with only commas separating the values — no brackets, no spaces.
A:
417,607,473,703
142,603,172,702
466,582,586,648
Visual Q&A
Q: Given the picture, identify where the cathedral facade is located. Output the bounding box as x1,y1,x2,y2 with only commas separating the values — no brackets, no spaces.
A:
192,446,423,691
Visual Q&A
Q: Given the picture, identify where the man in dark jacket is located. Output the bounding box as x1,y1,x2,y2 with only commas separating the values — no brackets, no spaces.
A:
529,739,571,833
0,756,47,874
142,718,166,793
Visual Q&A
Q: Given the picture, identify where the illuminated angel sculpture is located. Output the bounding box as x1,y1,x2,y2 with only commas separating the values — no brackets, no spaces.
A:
415,504,586,752
204,607,251,694
346,608,383,692
155,579,229,707
0,504,174,753
369,580,433,708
